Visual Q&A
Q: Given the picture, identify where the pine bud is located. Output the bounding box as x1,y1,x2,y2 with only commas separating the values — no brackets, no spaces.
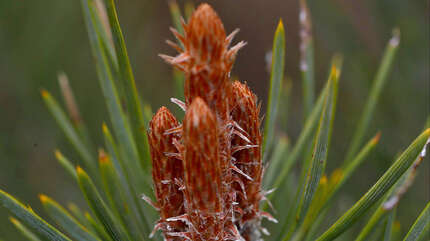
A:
154,4,268,240
230,81,263,224
148,107,186,238
161,3,246,119
182,97,224,240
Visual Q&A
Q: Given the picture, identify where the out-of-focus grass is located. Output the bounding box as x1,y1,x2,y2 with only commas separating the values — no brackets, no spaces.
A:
0,0,427,240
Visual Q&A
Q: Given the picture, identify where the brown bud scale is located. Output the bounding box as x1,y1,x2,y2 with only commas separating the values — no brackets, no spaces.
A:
149,3,270,241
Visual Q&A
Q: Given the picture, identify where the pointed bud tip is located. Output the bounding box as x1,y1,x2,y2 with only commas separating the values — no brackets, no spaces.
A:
187,3,226,47
231,81,259,113
150,106,178,131
194,3,217,18
232,80,253,96
156,106,170,115
191,3,222,28
185,98,215,128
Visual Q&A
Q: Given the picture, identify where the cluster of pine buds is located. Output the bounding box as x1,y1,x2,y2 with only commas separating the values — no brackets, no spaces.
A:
147,4,274,241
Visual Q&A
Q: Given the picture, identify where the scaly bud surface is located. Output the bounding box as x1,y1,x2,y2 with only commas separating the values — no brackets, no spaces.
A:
230,81,264,239
148,107,186,240
183,98,224,240
231,81,262,219
150,3,270,241
161,3,245,119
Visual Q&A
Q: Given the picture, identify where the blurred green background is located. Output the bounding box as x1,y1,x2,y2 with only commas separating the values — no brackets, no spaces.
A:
0,0,428,240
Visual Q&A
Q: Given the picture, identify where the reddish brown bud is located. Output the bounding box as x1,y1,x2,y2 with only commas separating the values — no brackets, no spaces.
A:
183,97,224,240
148,107,185,238
186,3,226,64
230,81,263,224
153,4,268,240
183,98,222,213
162,3,245,119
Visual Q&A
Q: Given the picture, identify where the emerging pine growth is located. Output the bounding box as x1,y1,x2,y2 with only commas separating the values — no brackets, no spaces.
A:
0,1,429,241
149,4,270,240
148,107,185,238
161,3,245,119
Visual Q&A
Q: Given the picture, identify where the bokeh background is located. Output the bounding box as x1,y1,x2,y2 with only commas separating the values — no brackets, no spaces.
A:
0,0,428,240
